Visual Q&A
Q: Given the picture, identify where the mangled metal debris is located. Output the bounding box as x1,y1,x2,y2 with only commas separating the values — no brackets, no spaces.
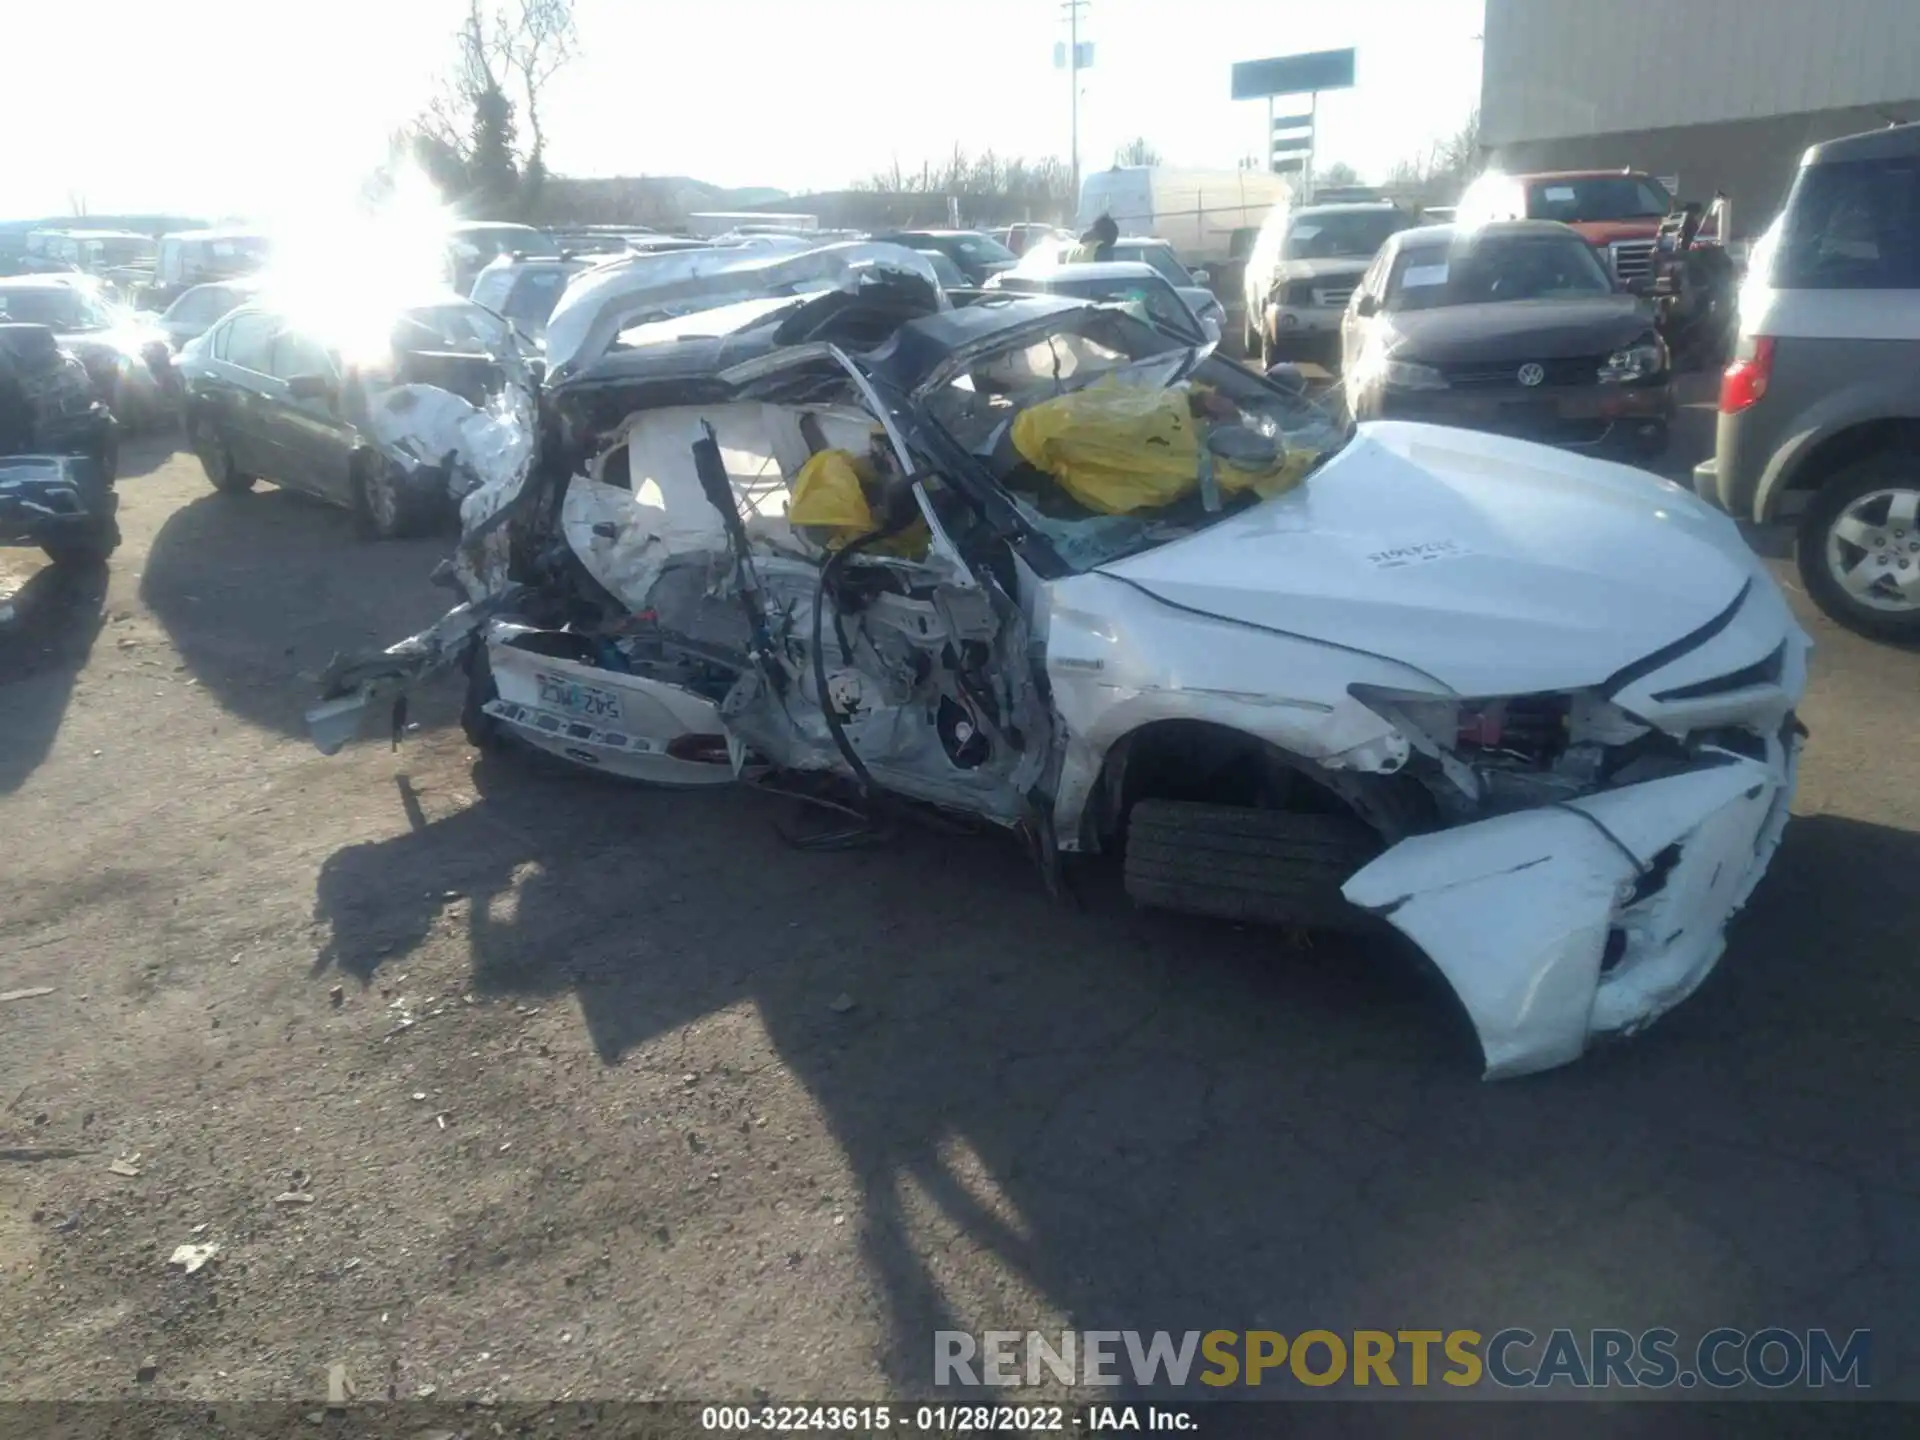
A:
309,238,1809,1079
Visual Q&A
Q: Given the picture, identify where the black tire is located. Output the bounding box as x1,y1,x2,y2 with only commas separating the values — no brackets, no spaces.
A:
460,641,504,751
1796,453,1920,642
194,420,256,494
1123,799,1381,931
89,417,120,484
43,517,121,568
352,453,431,541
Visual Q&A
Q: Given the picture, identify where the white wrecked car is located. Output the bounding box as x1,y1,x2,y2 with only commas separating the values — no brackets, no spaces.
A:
310,240,1809,1079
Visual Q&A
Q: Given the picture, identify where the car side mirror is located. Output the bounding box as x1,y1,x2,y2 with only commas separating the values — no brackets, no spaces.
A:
1190,268,1211,285
1265,362,1308,395
285,373,335,404
1354,294,1379,318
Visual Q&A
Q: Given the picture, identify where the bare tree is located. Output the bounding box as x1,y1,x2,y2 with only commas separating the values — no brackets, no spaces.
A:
1382,111,1484,208
847,147,1078,225
1114,137,1162,167
384,0,578,217
501,0,578,177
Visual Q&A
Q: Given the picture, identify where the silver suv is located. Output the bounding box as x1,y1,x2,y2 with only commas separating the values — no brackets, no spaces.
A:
1693,121,1920,640
1240,202,1423,369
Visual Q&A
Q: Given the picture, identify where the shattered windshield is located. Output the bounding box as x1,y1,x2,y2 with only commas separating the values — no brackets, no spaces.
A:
922,310,1345,571
1284,210,1415,260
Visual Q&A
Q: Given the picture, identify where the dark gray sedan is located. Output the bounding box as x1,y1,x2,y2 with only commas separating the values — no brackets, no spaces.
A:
1340,220,1674,459
174,298,524,538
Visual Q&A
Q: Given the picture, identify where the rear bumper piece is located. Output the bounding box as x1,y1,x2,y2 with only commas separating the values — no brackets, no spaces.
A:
0,459,115,546
479,628,737,787
1342,741,1798,1080
1271,303,1345,336
305,594,516,754
1691,455,1719,501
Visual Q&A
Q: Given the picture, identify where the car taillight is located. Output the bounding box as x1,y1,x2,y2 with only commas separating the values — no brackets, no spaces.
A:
1719,335,1775,414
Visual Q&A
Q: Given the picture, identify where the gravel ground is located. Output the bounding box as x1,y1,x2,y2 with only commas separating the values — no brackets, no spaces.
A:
1,429,1916,1407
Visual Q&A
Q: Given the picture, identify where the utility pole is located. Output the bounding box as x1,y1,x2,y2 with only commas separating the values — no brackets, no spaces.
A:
1061,0,1091,208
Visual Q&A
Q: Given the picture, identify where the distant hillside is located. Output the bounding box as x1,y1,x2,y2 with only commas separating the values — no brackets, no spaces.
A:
536,175,790,227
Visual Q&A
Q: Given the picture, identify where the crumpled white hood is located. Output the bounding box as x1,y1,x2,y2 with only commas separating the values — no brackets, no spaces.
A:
1099,421,1763,696
542,240,949,379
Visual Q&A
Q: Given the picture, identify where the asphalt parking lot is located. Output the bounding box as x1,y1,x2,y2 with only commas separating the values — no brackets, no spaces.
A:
1,405,1916,1406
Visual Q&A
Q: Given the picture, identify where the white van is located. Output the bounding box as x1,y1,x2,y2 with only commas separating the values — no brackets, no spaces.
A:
1076,167,1291,267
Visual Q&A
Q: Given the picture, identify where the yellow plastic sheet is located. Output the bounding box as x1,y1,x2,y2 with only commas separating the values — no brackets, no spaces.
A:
1010,385,1198,514
1010,383,1314,513
788,448,929,557
791,449,878,538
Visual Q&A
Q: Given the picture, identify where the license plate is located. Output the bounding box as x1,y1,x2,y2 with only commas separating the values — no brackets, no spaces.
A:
534,673,623,721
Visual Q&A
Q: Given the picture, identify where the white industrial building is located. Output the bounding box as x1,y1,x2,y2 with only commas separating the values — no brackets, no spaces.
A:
1480,0,1920,236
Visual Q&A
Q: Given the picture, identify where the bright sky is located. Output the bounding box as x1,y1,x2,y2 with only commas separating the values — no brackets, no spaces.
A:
1,0,1483,221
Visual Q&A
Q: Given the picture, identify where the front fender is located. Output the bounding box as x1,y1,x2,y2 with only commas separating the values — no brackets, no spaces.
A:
1039,572,1436,849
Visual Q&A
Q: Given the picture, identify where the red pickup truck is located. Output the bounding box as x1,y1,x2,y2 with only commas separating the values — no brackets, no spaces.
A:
1460,169,1721,289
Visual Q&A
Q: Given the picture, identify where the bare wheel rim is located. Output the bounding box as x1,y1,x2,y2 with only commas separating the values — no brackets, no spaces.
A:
1825,486,1920,613
364,464,400,531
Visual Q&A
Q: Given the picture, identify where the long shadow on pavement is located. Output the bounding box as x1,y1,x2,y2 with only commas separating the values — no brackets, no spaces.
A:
310,745,1920,1398
0,560,109,795
116,432,185,481
139,488,454,736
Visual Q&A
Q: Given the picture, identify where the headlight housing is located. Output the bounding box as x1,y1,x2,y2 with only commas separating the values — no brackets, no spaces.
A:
1598,336,1667,384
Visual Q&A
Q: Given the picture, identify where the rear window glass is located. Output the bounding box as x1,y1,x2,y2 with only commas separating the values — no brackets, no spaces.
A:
1770,157,1920,290
1282,210,1416,260
955,234,1017,263
1117,245,1191,285
502,270,572,327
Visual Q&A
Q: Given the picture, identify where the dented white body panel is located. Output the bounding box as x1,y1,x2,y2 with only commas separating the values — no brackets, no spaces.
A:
543,241,949,379
1095,422,1769,698
482,625,736,786
1343,744,1798,1078
1039,569,1430,850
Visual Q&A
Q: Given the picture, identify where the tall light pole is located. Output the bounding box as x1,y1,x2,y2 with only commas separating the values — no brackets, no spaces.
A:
1061,0,1091,206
